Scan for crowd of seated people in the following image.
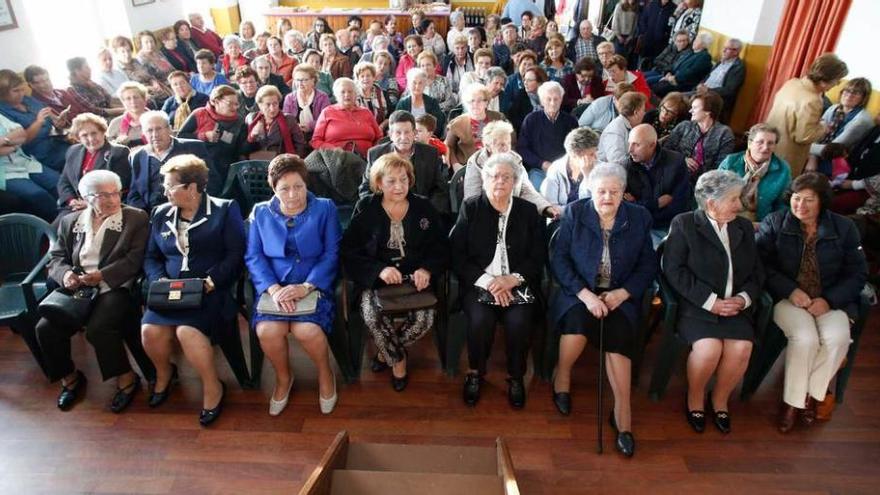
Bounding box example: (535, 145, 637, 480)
(1, 2, 877, 461)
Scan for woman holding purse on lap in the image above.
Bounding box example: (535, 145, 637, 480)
(140, 154, 245, 426)
(246, 154, 342, 416)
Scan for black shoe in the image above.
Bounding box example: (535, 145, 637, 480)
(57, 370, 86, 411)
(149, 364, 178, 408)
(463, 373, 481, 406)
(713, 410, 731, 434)
(371, 354, 390, 373)
(198, 381, 226, 427)
(685, 393, 706, 433)
(391, 373, 409, 392)
(609, 413, 635, 458)
(110, 377, 141, 413)
(507, 378, 525, 409)
(552, 387, 571, 416)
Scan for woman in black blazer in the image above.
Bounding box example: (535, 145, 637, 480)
(450, 152, 546, 409)
(57, 113, 130, 217)
(662, 170, 763, 435)
(341, 154, 449, 392)
(396, 68, 446, 138)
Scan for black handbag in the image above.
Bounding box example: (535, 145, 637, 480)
(373, 282, 438, 313)
(38, 286, 99, 328)
(147, 278, 205, 311)
(476, 285, 535, 306)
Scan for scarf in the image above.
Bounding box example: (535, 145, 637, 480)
(740, 151, 771, 220)
(297, 90, 316, 130)
(120, 112, 147, 144)
(247, 112, 295, 153)
(173, 91, 196, 130)
(470, 117, 488, 150)
(822, 106, 862, 144)
(205, 103, 240, 123)
(221, 54, 248, 77)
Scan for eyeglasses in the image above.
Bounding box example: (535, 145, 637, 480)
(487, 173, 515, 183)
(85, 191, 121, 200)
(162, 183, 188, 194)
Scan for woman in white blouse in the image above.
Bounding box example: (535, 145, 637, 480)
(35, 170, 154, 413)
(662, 170, 763, 435)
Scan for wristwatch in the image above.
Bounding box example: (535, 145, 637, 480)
(302, 282, 316, 293)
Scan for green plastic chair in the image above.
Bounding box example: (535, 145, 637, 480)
(220, 160, 273, 217)
(0, 213, 57, 377)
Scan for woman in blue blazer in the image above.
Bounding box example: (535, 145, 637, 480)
(246, 155, 342, 416)
(549, 163, 658, 458)
(141, 154, 246, 426)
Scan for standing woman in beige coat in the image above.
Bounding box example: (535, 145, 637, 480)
(765, 54, 848, 176)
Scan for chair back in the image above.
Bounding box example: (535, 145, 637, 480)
(449, 166, 467, 216)
(220, 160, 273, 216)
(0, 214, 56, 282)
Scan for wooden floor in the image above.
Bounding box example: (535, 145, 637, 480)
(1, 311, 878, 495)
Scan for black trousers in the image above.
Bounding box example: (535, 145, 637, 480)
(35, 289, 155, 383)
(462, 290, 536, 379)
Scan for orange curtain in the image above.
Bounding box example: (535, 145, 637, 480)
(747, 0, 852, 126)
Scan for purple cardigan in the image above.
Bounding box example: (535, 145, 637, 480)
(282, 90, 331, 134)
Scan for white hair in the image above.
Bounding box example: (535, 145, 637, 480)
(481, 152, 523, 192)
(694, 169, 744, 210)
(537, 81, 564, 100)
(460, 83, 490, 112)
(139, 110, 170, 129)
(587, 163, 627, 194)
(78, 170, 122, 198)
(696, 32, 713, 47)
(332, 77, 356, 100)
(406, 67, 428, 87)
(222, 34, 242, 50)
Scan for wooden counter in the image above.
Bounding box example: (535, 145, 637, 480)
(265, 6, 450, 37)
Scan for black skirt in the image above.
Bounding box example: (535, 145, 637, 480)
(678, 313, 754, 345)
(558, 303, 635, 359)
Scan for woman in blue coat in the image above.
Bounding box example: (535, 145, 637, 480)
(246, 154, 342, 416)
(549, 163, 658, 458)
(141, 154, 246, 426)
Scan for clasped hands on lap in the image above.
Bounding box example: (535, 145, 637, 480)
(577, 287, 630, 318)
(789, 288, 831, 317)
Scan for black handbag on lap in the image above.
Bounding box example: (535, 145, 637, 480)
(38, 286, 99, 328)
(373, 282, 438, 313)
(147, 278, 205, 311)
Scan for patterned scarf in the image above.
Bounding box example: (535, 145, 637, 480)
(740, 151, 771, 221)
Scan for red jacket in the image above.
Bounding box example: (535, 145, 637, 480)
(191, 26, 223, 56)
(310, 104, 383, 157)
(603, 70, 654, 109)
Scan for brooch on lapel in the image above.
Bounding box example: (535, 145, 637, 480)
(161, 230, 172, 239)
(419, 218, 430, 230)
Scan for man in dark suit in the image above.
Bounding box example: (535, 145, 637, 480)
(691, 39, 746, 123)
(127, 111, 210, 212)
(623, 123, 691, 247)
(358, 110, 449, 214)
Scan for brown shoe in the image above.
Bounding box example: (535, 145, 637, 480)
(816, 393, 835, 421)
(778, 404, 798, 433)
(800, 397, 817, 427)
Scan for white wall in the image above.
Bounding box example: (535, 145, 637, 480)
(123, 0, 189, 34)
(700, 0, 784, 45)
(835, 0, 880, 87)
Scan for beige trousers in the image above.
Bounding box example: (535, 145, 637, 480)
(773, 299, 851, 408)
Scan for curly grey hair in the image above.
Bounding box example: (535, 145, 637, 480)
(587, 163, 627, 193)
(78, 170, 122, 199)
(481, 152, 523, 192)
(564, 127, 599, 155)
(694, 169, 744, 210)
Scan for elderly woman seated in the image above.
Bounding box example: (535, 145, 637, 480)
(643, 92, 690, 143)
(218, 35, 250, 81)
(446, 83, 505, 170)
(663, 170, 764, 434)
(807, 77, 875, 175)
(757, 173, 867, 433)
(463, 120, 557, 218)
(517, 81, 579, 190)
(310, 78, 383, 157)
(395, 68, 446, 139)
(35, 170, 154, 412)
(141, 155, 246, 426)
(549, 163, 657, 458)
(136, 31, 175, 83)
(58, 113, 131, 217)
(319, 33, 353, 80)
(342, 154, 449, 392)
(66, 56, 125, 120)
(0, 69, 70, 172)
(354, 61, 390, 129)
(245, 86, 306, 158)
(161, 71, 209, 131)
(0, 111, 59, 221)
(160, 28, 196, 73)
(282, 64, 331, 145)
(417, 52, 456, 114)
(450, 153, 547, 409)
(179, 85, 250, 195)
(110, 35, 171, 108)
(107, 82, 150, 147)
(664, 91, 735, 180)
(246, 155, 341, 415)
(718, 123, 792, 223)
(541, 127, 599, 208)
(251, 55, 291, 98)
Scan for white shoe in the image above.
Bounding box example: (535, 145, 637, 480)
(268, 378, 294, 416)
(319, 373, 337, 414)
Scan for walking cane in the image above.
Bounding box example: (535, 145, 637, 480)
(597, 316, 605, 454)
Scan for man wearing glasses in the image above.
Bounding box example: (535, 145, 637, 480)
(127, 111, 209, 212)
